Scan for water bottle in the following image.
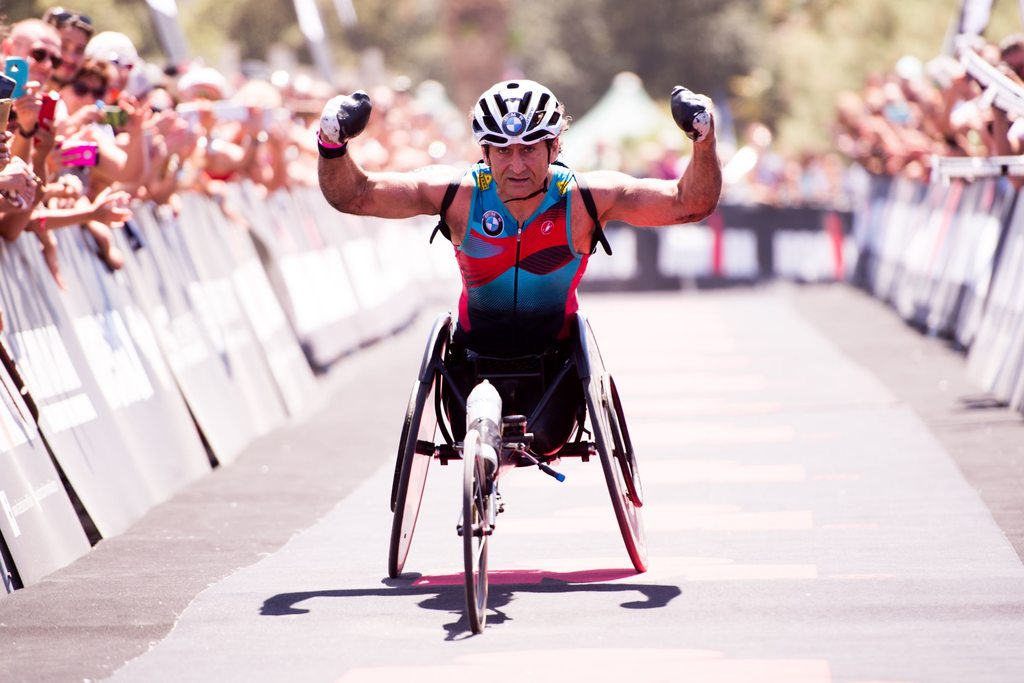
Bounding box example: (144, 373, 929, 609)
(467, 380, 502, 474)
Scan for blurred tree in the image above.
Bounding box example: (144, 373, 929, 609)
(444, 0, 508, 112)
(184, 0, 305, 68)
(509, 0, 761, 127)
(3, 0, 155, 56)
(4, 0, 1024, 154)
(761, 0, 1024, 152)
(334, 0, 447, 83)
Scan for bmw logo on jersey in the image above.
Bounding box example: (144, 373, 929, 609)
(482, 210, 504, 236)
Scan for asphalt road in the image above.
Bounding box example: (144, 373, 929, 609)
(2, 284, 1023, 682)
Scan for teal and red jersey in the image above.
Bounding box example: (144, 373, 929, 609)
(454, 162, 588, 355)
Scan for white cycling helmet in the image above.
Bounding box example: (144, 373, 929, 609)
(472, 80, 565, 147)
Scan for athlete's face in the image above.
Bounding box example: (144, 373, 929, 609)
(487, 141, 556, 200)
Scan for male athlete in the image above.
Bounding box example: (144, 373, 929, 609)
(318, 79, 721, 454)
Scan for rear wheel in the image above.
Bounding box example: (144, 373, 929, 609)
(462, 429, 490, 634)
(587, 374, 647, 573)
(608, 376, 643, 507)
(388, 379, 435, 578)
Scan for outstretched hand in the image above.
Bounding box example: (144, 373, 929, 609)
(670, 86, 713, 143)
(319, 91, 372, 145)
(90, 186, 133, 226)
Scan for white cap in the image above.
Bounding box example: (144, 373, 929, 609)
(895, 55, 924, 82)
(125, 62, 166, 98)
(85, 31, 139, 66)
(177, 66, 232, 100)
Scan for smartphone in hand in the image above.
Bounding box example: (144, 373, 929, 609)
(60, 142, 99, 167)
(212, 101, 249, 122)
(0, 100, 12, 128)
(101, 105, 127, 128)
(3, 58, 28, 98)
(0, 73, 17, 99)
(38, 92, 60, 131)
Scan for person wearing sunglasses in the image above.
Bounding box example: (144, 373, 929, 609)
(42, 7, 94, 89)
(56, 57, 144, 188)
(84, 31, 138, 103)
(2, 20, 63, 141)
(59, 57, 112, 122)
(0, 20, 62, 201)
(1, 19, 64, 92)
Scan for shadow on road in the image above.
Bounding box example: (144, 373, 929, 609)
(260, 568, 681, 640)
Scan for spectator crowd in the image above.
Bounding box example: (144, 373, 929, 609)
(833, 32, 1024, 188)
(0, 7, 471, 320)
(11, 4, 1011, 313)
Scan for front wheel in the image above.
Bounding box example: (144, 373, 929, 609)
(462, 429, 490, 634)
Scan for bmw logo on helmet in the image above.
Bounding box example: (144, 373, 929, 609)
(501, 111, 527, 136)
(482, 210, 505, 236)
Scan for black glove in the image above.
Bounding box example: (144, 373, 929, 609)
(670, 86, 712, 143)
(319, 91, 373, 145)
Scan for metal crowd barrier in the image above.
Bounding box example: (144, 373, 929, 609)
(0, 181, 856, 593)
(0, 184, 456, 595)
(585, 204, 854, 292)
(851, 162, 1024, 417)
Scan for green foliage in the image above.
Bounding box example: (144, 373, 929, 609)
(3, 0, 176, 61)
(184, 0, 305, 66)
(509, 0, 760, 123)
(5, 0, 1024, 155)
(763, 0, 1024, 151)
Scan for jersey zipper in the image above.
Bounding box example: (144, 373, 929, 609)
(513, 222, 522, 325)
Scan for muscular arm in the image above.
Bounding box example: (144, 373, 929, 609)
(585, 133, 722, 228)
(318, 152, 462, 219)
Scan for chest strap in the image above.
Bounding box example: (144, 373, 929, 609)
(430, 169, 612, 256)
(573, 173, 612, 255)
(429, 177, 462, 244)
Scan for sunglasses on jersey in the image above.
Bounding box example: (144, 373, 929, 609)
(70, 81, 106, 99)
(29, 48, 64, 70)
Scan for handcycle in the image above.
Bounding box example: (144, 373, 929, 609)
(388, 312, 646, 634)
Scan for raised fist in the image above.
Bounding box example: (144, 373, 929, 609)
(319, 91, 372, 145)
(670, 86, 712, 143)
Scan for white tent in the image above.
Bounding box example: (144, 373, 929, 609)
(560, 72, 680, 172)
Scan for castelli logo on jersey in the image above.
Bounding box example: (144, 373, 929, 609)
(540, 220, 554, 235)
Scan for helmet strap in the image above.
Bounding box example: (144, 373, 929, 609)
(503, 180, 547, 203)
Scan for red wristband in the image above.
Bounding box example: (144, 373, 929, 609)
(317, 131, 346, 149)
(317, 132, 348, 159)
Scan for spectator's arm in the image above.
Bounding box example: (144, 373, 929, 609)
(0, 159, 41, 241)
(31, 187, 132, 230)
(30, 225, 67, 291)
(10, 83, 42, 163)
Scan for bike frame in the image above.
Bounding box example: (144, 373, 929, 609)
(390, 311, 646, 635)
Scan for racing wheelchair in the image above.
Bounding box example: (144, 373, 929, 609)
(388, 312, 646, 633)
